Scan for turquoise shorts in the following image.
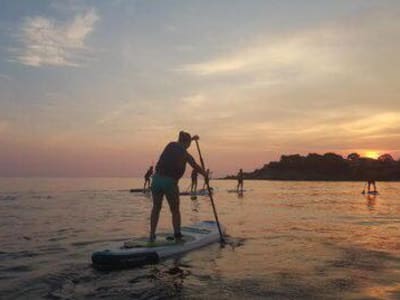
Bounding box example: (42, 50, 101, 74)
(151, 174, 178, 195)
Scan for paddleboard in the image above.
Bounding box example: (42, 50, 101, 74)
(179, 188, 212, 196)
(362, 191, 379, 195)
(91, 220, 222, 270)
(130, 188, 150, 193)
(227, 189, 247, 193)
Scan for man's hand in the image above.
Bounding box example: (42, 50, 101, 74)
(191, 135, 200, 141)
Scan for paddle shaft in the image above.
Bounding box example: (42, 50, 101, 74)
(362, 183, 367, 193)
(194, 140, 225, 243)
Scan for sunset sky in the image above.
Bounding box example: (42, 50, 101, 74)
(0, 0, 399, 177)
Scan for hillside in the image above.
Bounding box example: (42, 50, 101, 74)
(225, 153, 400, 181)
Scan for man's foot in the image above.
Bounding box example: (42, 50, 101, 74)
(149, 234, 156, 242)
(174, 232, 184, 241)
(166, 233, 184, 242)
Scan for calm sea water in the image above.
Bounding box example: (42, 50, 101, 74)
(1, 178, 400, 299)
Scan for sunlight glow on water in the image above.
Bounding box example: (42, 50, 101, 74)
(1, 178, 400, 299)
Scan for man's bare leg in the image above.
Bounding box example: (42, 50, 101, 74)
(150, 191, 163, 241)
(166, 186, 181, 238)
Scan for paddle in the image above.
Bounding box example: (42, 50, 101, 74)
(362, 183, 367, 194)
(194, 139, 225, 243)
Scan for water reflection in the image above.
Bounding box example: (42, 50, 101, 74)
(366, 194, 377, 210)
(189, 198, 200, 224)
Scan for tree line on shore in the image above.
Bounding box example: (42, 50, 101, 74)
(225, 152, 400, 181)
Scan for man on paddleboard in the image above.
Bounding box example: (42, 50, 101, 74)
(367, 179, 377, 193)
(143, 166, 153, 192)
(150, 131, 208, 242)
(237, 168, 244, 193)
(191, 168, 198, 194)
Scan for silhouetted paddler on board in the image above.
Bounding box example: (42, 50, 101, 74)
(143, 166, 153, 192)
(237, 168, 244, 193)
(150, 131, 208, 242)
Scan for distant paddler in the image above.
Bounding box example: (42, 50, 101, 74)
(237, 168, 244, 193)
(191, 168, 198, 194)
(202, 168, 211, 190)
(362, 179, 378, 195)
(150, 131, 208, 242)
(143, 166, 153, 192)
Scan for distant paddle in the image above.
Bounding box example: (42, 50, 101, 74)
(361, 183, 367, 194)
(194, 138, 225, 244)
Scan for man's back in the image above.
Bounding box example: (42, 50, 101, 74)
(155, 142, 187, 180)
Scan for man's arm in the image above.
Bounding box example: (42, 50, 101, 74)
(186, 153, 207, 178)
(187, 135, 209, 183)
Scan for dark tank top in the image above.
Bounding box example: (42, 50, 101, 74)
(155, 142, 187, 180)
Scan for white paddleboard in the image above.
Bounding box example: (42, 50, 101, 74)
(91, 220, 223, 269)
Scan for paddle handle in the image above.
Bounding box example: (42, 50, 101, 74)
(194, 139, 225, 243)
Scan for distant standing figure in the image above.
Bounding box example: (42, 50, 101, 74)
(202, 169, 211, 190)
(367, 179, 377, 193)
(237, 168, 244, 193)
(191, 168, 198, 193)
(143, 166, 153, 192)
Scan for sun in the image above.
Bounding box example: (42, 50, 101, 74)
(365, 151, 380, 159)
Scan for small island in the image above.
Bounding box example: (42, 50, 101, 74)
(225, 152, 400, 181)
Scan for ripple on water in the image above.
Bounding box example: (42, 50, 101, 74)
(37, 246, 68, 255)
(1, 265, 33, 273)
(0, 195, 18, 201)
(0, 250, 39, 260)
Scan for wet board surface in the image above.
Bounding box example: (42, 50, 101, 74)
(91, 220, 222, 270)
(123, 233, 196, 248)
